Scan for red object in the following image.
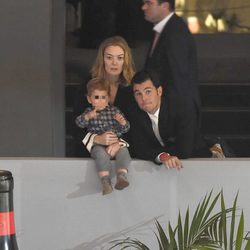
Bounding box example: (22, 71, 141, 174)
(0, 212, 16, 236)
(159, 152, 170, 162)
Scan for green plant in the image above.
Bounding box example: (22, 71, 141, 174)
(109, 190, 250, 250)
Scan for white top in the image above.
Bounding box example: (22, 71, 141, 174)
(147, 108, 164, 146)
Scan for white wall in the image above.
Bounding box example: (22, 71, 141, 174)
(1, 158, 250, 250)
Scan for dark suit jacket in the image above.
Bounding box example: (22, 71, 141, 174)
(127, 94, 211, 163)
(145, 13, 201, 117)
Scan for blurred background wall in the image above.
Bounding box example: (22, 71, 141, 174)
(0, 1, 249, 157)
(0, 0, 65, 156)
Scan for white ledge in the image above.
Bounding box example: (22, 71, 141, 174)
(1, 158, 250, 250)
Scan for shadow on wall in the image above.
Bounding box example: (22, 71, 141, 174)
(64, 216, 162, 250)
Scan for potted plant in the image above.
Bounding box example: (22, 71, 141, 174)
(109, 190, 250, 249)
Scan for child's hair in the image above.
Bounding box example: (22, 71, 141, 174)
(86, 78, 110, 96)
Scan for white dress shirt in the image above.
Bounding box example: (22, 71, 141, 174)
(147, 109, 164, 146)
(153, 12, 174, 34)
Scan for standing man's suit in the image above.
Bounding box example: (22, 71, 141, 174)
(145, 13, 201, 116)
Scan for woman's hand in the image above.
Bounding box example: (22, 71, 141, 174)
(94, 131, 118, 146)
(106, 142, 120, 157)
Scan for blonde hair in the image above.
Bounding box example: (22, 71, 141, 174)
(86, 78, 110, 96)
(91, 36, 135, 86)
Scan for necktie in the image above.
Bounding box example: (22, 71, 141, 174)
(150, 31, 160, 56)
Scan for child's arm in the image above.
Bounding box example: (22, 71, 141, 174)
(114, 112, 127, 126)
(113, 112, 130, 134)
(84, 108, 98, 121)
(75, 108, 97, 128)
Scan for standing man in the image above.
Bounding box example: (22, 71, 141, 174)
(141, 0, 227, 158)
(142, 0, 201, 117)
(127, 70, 213, 169)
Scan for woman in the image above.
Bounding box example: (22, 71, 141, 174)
(73, 36, 136, 157)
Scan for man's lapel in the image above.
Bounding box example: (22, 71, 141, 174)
(158, 98, 169, 139)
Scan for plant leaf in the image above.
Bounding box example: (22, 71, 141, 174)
(188, 192, 211, 245)
(183, 207, 189, 248)
(235, 211, 244, 250)
(220, 190, 227, 249)
(229, 191, 238, 250)
(109, 237, 150, 250)
(189, 191, 222, 246)
(155, 219, 170, 249)
(154, 232, 164, 250)
(168, 222, 177, 249)
(177, 211, 184, 250)
(200, 190, 219, 226)
(188, 198, 201, 244)
(244, 238, 250, 250)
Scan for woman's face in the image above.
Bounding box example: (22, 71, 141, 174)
(103, 45, 125, 77)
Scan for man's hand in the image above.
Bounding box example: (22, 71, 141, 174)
(114, 113, 127, 126)
(94, 131, 118, 146)
(106, 142, 120, 157)
(162, 156, 183, 170)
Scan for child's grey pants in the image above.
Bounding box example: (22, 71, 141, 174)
(91, 145, 131, 173)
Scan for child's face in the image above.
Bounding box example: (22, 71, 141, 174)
(87, 89, 109, 111)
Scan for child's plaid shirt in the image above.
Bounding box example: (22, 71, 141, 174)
(75, 105, 130, 137)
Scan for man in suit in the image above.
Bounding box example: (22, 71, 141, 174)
(141, 0, 228, 159)
(142, 0, 201, 118)
(127, 70, 212, 169)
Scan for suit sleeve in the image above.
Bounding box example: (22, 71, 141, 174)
(163, 19, 198, 100)
(167, 30, 195, 96)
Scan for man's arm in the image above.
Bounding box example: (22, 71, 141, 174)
(128, 111, 172, 163)
(129, 119, 182, 169)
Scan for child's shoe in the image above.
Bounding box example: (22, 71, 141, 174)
(101, 176, 113, 195)
(115, 172, 129, 190)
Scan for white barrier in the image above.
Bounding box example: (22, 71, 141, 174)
(0, 158, 250, 250)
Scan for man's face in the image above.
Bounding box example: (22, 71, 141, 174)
(133, 79, 162, 114)
(87, 89, 109, 111)
(104, 46, 124, 77)
(141, 0, 167, 24)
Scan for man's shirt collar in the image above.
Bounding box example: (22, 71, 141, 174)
(147, 108, 160, 120)
(153, 12, 174, 33)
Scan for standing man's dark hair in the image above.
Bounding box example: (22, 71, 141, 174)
(158, 0, 175, 11)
